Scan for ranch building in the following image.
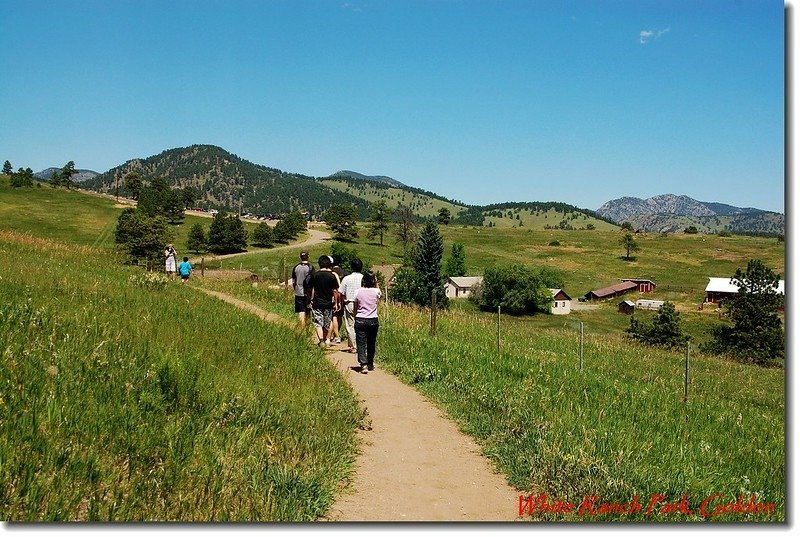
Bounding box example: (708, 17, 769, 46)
(549, 289, 572, 315)
(445, 276, 483, 299)
(618, 300, 636, 315)
(584, 280, 638, 301)
(621, 278, 656, 293)
(704, 277, 785, 304)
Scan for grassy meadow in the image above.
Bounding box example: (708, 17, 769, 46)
(202, 280, 785, 521)
(1, 175, 786, 521)
(0, 177, 264, 254)
(0, 182, 362, 520)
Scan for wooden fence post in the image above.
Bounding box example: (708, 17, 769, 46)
(430, 290, 437, 337)
(580, 322, 584, 371)
(201, 257, 205, 277)
(497, 305, 501, 352)
(684, 342, 690, 403)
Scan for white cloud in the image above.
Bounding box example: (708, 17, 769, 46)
(640, 27, 670, 44)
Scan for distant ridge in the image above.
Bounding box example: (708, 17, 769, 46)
(34, 167, 99, 183)
(597, 194, 783, 235)
(328, 170, 407, 188)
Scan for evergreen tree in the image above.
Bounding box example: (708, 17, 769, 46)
(60, 161, 77, 189)
(186, 223, 207, 253)
(443, 243, 467, 277)
(114, 208, 173, 262)
(2, 160, 12, 175)
(208, 213, 248, 254)
(251, 222, 274, 247)
(437, 207, 451, 225)
(324, 204, 359, 241)
(124, 172, 143, 200)
(705, 259, 784, 365)
(48, 170, 62, 187)
(413, 219, 448, 309)
(626, 302, 689, 348)
(367, 200, 391, 246)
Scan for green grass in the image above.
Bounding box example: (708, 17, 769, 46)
(0, 177, 282, 256)
(0, 230, 361, 520)
(189, 279, 785, 521)
(377, 305, 784, 521)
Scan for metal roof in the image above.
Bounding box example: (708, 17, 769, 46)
(705, 277, 784, 295)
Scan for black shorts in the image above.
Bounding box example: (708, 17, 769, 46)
(294, 295, 308, 313)
(181, 274, 190, 280)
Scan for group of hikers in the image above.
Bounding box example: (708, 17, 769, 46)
(292, 252, 381, 374)
(163, 244, 380, 373)
(164, 244, 193, 283)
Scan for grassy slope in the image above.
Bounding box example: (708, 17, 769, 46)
(483, 207, 618, 231)
(320, 178, 466, 218)
(0, 184, 361, 520)
(0, 178, 268, 253)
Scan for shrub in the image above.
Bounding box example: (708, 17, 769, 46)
(625, 302, 689, 348)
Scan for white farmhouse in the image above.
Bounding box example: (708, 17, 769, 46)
(550, 289, 572, 315)
(445, 276, 483, 299)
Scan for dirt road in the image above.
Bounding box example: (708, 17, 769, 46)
(196, 288, 522, 522)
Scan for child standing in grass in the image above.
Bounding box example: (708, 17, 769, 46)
(353, 271, 381, 374)
(178, 256, 193, 284)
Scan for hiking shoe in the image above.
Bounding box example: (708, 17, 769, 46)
(367, 365, 374, 371)
(360, 366, 368, 374)
(332, 337, 341, 344)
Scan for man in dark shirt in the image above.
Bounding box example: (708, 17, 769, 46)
(310, 255, 341, 347)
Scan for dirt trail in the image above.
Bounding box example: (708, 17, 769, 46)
(189, 227, 330, 266)
(196, 288, 522, 522)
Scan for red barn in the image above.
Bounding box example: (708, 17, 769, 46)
(621, 278, 656, 293)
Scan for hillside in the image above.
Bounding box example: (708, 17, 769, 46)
(328, 170, 407, 188)
(597, 194, 783, 235)
(84, 145, 371, 217)
(319, 176, 468, 218)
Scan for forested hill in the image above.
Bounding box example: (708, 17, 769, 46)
(84, 145, 371, 217)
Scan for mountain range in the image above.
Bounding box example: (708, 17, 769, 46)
(73, 144, 782, 235)
(34, 167, 99, 183)
(596, 194, 783, 235)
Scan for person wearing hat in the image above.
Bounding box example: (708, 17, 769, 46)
(164, 244, 177, 280)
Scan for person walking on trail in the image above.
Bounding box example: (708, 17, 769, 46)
(291, 251, 314, 326)
(165, 244, 177, 280)
(353, 271, 381, 374)
(338, 258, 363, 353)
(309, 255, 341, 347)
(178, 256, 193, 284)
(329, 257, 345, 344)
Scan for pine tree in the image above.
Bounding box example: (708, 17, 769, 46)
(444, 243, 467, 277)
(251, 222, 274, 247)
(187, 223, 207, 253)
(706, 259, 784, 365)
(413, 219, 448, 308)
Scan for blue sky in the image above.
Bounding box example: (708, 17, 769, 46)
(0, 0, 785, 212)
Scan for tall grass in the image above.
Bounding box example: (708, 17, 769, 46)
(375, 305, 784, 521)
(0, 230, 361, 520)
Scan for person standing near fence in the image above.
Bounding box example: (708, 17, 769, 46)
(338, 258, 363, 353)
(291, 251, 314, 326)
(353, 271, 381, 374)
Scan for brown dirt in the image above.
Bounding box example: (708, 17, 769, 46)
(196, 288, 523, 522)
